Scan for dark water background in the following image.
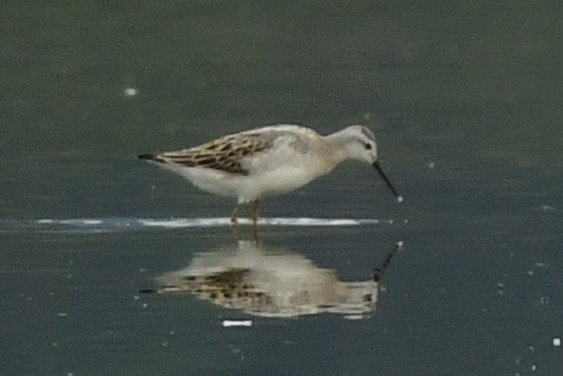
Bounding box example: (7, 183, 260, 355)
(1, 2, 562, 375)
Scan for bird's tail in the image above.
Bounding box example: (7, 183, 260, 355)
(138, 154, 166, 163)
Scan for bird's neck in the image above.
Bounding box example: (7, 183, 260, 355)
(323, 131, 352, 166)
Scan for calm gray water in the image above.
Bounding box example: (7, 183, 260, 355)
(2, 2, 562, 375)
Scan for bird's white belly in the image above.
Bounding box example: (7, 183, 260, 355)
(167, 164, 329, 204)
(234, 166, 323, 203)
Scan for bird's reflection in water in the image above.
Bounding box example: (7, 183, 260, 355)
(144, 240, 402, 319)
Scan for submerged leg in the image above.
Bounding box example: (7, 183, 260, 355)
(251, 199, 261, 224)
(230, 204, 240, 224)
(231, 221, 241, 240)
(252, 223, 261, 244)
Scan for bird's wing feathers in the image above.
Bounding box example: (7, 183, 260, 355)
(157, 128, 312, 175)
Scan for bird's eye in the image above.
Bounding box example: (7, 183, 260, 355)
(364, 143, 372, 150)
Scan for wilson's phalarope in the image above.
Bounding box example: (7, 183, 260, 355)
(139, 124, 403, 223)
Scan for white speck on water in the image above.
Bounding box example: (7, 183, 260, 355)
(227, 344, 242, 353)
(124, 87, 138, 97)
(553, 337, 561, 347)
(540, 205, 556, 211)
(539, 296, 549, 304)
(133, 295, 140, 301)
(139, 268, 147, 273)
(169, 330, 175, 336)
(67, 372, 74, 376)
(343, 315, 366, 320)
(397, 240, 404, 248)
(142, 303, 148, 308)
(52, 342, 58, 347)
(427, 162, 435, 168)
(531, 364, 537, 372)
(222, 320, 252, 328)
(162, 342, 168, 348)
(527, 270, 534, 276)
(397, 195, 404, 203)
(57, 312, 68, 318)
(66, 273, 72, 279)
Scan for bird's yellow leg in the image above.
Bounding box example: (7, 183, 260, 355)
(252, 199, 261, 224)
(230, 204, 240, 224)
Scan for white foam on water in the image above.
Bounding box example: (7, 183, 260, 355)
(139, 218, 230, 228)
(37, 218, 103, 225)
(1, 217, 393, 234)
(138, 217, 384, 228)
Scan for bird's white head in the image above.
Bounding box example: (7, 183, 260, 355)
(340, 125, 379, 164)
(328, 125, 403, 203)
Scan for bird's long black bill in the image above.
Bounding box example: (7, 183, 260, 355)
(373, 161, 403, 203)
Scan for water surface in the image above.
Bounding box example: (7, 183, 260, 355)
(1, 2, 562, 375)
